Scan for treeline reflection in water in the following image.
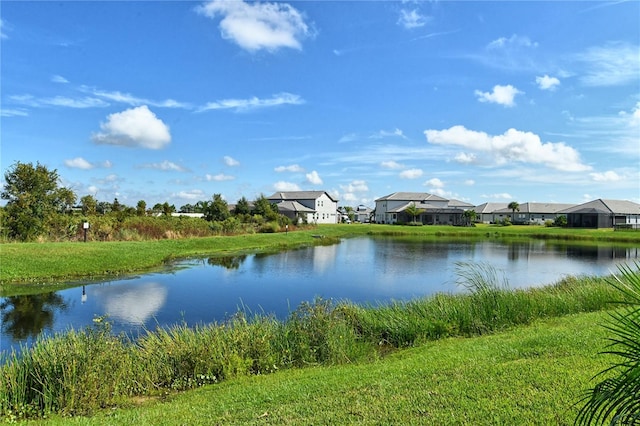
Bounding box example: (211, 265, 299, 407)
(2, 238, 638, 355)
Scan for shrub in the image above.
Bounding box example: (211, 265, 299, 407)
(576, 262, 640, 425)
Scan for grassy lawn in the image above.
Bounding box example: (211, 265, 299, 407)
(33, 310, 612, 425)
(2, 224, 638, 286)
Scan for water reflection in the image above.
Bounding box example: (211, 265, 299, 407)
(1, 238, 639, 355)
(92, 282, 168, 325)
(0, 293, 68, 340)
(207, 255, 247, 270)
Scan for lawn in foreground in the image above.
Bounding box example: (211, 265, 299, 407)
(36, 311, 612, 425)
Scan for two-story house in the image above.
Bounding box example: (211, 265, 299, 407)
(267, 191, 339, 224)
(374, 192, 471, 225)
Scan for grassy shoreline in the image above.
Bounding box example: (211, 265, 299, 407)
(2, 224, 639, 286)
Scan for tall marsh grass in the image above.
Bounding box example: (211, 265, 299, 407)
(1, 265, 637, 421)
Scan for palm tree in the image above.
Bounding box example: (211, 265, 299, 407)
(404, 202, 422, 224)
(576, 262, 640, 425)
(508, 201, 520, 223)
(463, 209, 477, 226)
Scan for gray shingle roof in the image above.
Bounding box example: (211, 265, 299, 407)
(473, 202, 509, 213)
(560, 199, 640, 214)
(493, 202, 576, 214)
(273, 200, 315, 213)
(375, 192, 448, 202)
(267, 191, 338, 203)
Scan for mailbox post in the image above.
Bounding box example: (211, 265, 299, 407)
(83, 222, 90, 242)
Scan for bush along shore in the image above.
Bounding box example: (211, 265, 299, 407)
(2, 262, 639, 422)
(3, 224, 640, 286)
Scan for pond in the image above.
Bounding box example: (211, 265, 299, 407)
(2, 237, 638, 356)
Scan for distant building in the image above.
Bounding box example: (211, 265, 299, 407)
(560, 199, 640, 229)
(267, 191, 339, 224)
(374, 192, 471, 225)
(492, 202, 575, 225)
(473, 202, 509, 224)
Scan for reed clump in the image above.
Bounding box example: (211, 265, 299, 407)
(1, 265, 636, 421)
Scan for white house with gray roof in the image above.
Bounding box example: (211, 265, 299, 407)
(267, 191, 339, 224)
(374, 192, 471, 225)
(472, 202, 509, 224)
(492, 202, 576, 225)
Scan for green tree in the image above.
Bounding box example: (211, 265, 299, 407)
(508, 201, 520, 223)
(162, 202, 175, 216)
(1, 161, 76, 241)
(136, 200, 147, 216)
(80, 195, 97, 215)
(404, 202, 423, 224)
(203, 194, 230, 222)
(111, 198, 122, 213)
(463, 209, 477, 226)
(252, 194, 277, 219)
(234, 196, 251, 216)
(151, 203, 164, 216)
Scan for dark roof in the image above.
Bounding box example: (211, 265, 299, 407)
(267, 191, 338, 203)
(559, 199, 640, 215)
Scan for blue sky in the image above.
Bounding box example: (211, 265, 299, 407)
(1, 0, 639, 209)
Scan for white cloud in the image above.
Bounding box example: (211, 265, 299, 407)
(590, 170, 621, 182)
(338, 133, 357, 143)
(424, 125, 590, 172)
(370, 128, 406, 139)
(0, 19, 9, 39)
(224, 155, 240, 166)
(140, 160, 187, 172)
(197, 92, 304, 112)
(341, 192, 358, 202)
(381, 160, 405, 169)
(475, 84, 522, 107)
(89, 89, 190, 109)
(454, 152, 476, 164)
(65, 157, 94, 170)
(275, 164, 304, 172)
(11, 94, 108, 109)
(425, 178, 444, 188)
(51, 75, 69, 84)
(398, 9, 427, 29)
(399, 168, 423, 179)
(206, 173, 235, 181)
(196, 0, 313, 52)
(92, 105, 171, 149)
(273, 181, 301, 191)
(487, 34, 538, 50)
(340, 180, 368, 193)
(464, 179, 475, 186)
(174, 189, 206, 201)
(577, 42, 640, 87)
(482, 193, 513, 200)
(535, 75, 560, 91)
(0, 108, 28, 117)
(306, 170, 323, 185)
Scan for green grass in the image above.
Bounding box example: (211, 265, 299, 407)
(2, 267, 630, 422)
(20, 311, 614, 425)
(2, 224, 638, 286)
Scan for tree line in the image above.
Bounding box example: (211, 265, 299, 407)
(1, 161, 293, 242)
